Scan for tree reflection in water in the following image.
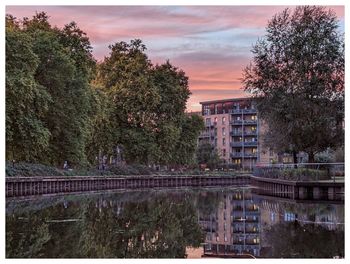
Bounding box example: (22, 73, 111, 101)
(6, 191, 204, 258)
(263, 221, 344, 258)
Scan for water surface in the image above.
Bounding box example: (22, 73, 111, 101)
(6, 187, 344, 258)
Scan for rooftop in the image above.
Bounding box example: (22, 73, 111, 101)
(200, 97, 254, 105)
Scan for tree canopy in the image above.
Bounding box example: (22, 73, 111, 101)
(242, 6, 344, 162)
(6, 12, 203, 168)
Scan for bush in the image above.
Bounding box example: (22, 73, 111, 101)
(6, 162, 65, 177)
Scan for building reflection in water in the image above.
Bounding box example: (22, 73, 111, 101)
(199, 188, 261, 257)
(198, 188, 344, 258)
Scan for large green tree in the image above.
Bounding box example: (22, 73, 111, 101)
(242, 6, 344, 162)
(93, 40, 203, 166)
(6, 12, 96, 166)
(6, 16, 51, 162)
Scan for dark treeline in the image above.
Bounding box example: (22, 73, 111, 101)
(6, 12, 204, 168)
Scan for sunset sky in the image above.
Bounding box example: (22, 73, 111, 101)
(6, 5, 345, 111)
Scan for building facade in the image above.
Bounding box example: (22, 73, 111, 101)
(198, 97, 277, 169)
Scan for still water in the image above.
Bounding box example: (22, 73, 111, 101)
(6, 187, 344, 258)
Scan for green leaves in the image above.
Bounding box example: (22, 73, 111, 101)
(92, 40, 203, 166)
(243, 6, 344, 160)
(6, 12, 96, 166)
(6, 12, 202, 168)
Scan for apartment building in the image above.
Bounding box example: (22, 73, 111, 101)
(198, 97, 277, 169)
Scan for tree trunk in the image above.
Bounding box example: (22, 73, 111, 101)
(293, 151, 298, 168)
(308, 152, 315, 163)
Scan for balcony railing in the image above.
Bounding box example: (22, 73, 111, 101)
(231, 120, 257, 125)
(229, 109, 257, 114)
(230, 141, 257, 147)
(231, 142, 243, 147)
(230, 131, 257, 137)
(244, 141, 258, 146)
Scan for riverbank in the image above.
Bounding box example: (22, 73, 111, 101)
(6, 162, 239, 177)
(6, 174, 251, 198)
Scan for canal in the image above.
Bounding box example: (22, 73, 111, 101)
(6, 187, 344, 258)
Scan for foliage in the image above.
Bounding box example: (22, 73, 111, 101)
(6, 12, 96, 167)
(6, 20, 51, 162)
(92, 39, 202, 166)
(254, 167, 330, 181)
(264, 222, 344, 258)
(196, 143, 221, 169)
(242, 6, 344, 162)
(7, 12, 203, 169)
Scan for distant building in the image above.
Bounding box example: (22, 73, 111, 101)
(198, 97, 278, 169)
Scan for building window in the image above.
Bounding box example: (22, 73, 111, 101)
(206, 118, 211, 126)
(214, 117, 217, 124)
(252, 115, 257, 120)
(222, 149, 226, 157)
(204, 105, 210, 115)
(224, 234, 228, 242)
(215, 104, 218, 114)
(222, 138, 226, 146)
(222, 127, 225, 136)
(252, 148, 257, 154)
(222, 117, 226, 124)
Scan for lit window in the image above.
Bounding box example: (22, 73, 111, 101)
(222, 117, 226, 124)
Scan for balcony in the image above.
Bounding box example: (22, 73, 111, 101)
(244, 153, 258, 158)
(244, 141, 258, 147)
(229, 109, 257, 114)
(244, 131, 257, 136)
(230, 141, 257, 148)
(231, 142, 243, 147)
(230, 153, 243, 159)
(230, 131, 257, 137)
(231, 120, 257, 125)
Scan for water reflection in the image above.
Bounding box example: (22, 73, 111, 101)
(6, 188, 344, 258)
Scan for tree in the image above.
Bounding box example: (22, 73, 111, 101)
(171, 114, 204, 166)
(94, 39, 160, 164)
(196, 143, 221, 169)
(6, 20, 51, 162)
(242, 6, 344, 163)
(94, 40, 201, 166)
(20, 12, 96, 166)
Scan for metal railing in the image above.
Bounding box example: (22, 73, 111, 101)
(231, 120, 258, 125)
(229, 109, 257, 114)
(230, 131, 257, 136)
(253, 163, 344, 182)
